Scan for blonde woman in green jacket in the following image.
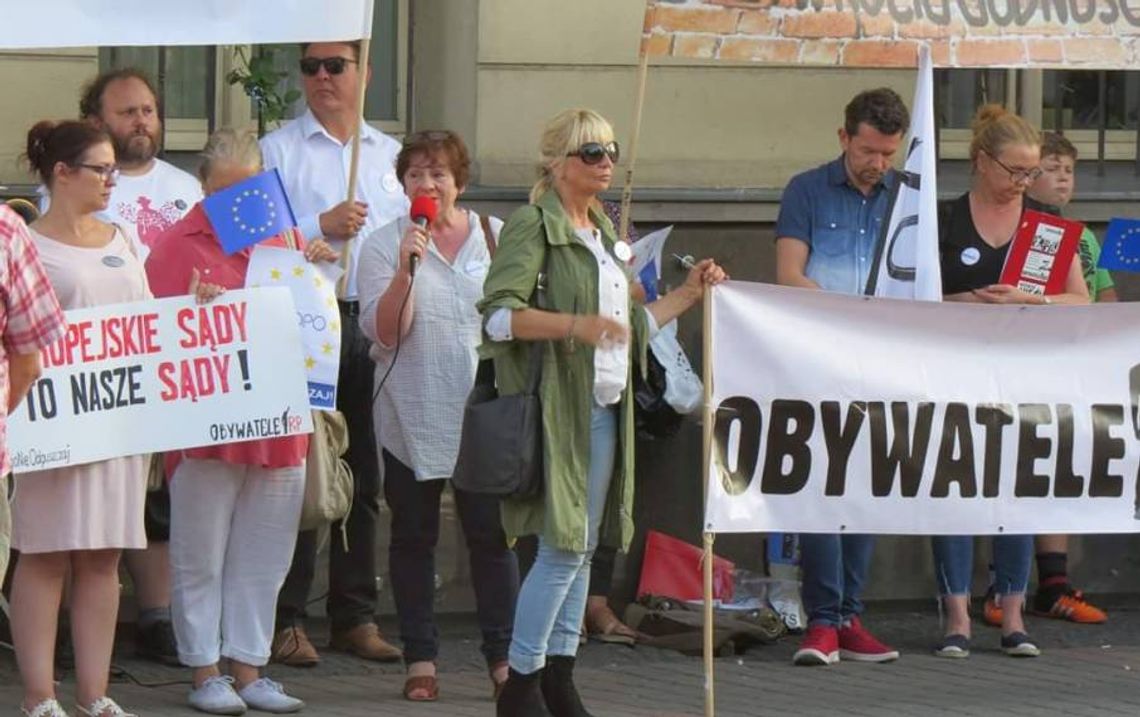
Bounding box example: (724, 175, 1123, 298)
(480, 108, 725, 717)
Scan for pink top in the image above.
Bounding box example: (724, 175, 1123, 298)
(0, 207, 67, 475)
(146, 204, 309, 469)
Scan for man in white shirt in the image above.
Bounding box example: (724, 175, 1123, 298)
(262, 40, 408, 666)
(79, 69, 203, 259)
(76, 68, 201, 666)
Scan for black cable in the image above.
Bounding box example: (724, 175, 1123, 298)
(372, 271, 415, 404)
(274, 274, 415, 650)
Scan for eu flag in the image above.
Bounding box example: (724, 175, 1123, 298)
(202, 169, 297, 255)
(1098, 217, 1140, 272)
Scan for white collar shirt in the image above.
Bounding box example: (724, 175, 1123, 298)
(260, 109, 410, 300)
(574, 227, 629, 406)
(357, 212, 495, 480)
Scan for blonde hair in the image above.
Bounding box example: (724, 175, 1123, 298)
(529, 108, 616, 204)
(198, 128, 262, 183)
(969, 104, 1039, 167)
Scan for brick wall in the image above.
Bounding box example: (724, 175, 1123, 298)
(643, 0, 1140, 67)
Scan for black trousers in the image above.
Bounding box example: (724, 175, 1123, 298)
(276, 302, 382, 632)
(383, 450, 518, 665)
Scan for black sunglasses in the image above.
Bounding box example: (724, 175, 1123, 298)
(299, 56, 357, 76)
(568, 141, 619, 165)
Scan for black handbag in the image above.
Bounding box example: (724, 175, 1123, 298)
(451, 246, 550, 499)
(633, 348, 683, 440)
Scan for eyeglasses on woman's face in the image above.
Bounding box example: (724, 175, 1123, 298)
(567, 141, 619, 166)
(984, 150, 1043, 185)
(73, 163, 120, 183)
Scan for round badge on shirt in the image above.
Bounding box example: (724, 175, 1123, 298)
(613, 241, 633, 263)
(102, 255, 126, 268)
(960, 247, 981, 266)
(382, 173, 400, 193)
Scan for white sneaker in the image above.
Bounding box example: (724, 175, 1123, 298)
(189, 676, 247, 715)
(21, 698, 69, 717)
(238, 678, 304, 714)
(77, 697, 137, 716)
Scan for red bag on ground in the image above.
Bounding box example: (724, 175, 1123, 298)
(636, 529, 734, 602)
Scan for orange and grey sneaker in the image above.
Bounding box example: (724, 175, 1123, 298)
(1033, 588, 1107, 624)
(982, 592, 1003, 627)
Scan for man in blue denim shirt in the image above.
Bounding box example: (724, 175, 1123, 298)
(774, 88, 909, 667)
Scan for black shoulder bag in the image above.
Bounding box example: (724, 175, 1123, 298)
(451, 236, 549, 499)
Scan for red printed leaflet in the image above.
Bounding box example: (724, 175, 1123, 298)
(999, 209, 1083, 296)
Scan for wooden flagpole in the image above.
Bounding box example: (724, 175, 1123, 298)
(701, 289, 716, 717)
(338, 35, 372, 297)
(617, 1, 657, 244)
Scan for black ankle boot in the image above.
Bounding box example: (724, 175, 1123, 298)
(497, 667, 552, 717)
(540, 655, 595, 717)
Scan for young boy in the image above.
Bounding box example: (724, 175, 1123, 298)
(982, 132, 1111, 627)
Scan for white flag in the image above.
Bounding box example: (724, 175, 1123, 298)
(2, 1, 374, 48)
(866, 44, 942, 301)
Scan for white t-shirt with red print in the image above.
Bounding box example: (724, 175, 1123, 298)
(100, 159, 202, 259)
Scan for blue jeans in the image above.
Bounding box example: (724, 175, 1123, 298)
(931, 535, 1033, 596)
(800, 534, 876, 627)
(508, 404, 617, 675)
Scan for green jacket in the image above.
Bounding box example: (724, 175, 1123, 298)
(477, 189, 648, 553)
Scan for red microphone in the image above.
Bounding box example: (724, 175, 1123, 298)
(408, 196, 439, 277)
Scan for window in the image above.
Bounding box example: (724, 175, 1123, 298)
(935, 69, 1012, 160)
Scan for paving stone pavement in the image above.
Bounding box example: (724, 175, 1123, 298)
(5, 604, 1140, 716)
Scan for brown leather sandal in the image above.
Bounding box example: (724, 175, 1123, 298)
(585, 603, 638, 645)
(403, 674, 439, 702)
(489, 660, 509, 701)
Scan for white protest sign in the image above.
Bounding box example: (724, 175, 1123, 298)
(245, 247, 343, 409)
(8, 288, 313, 473)
(2, 1, 374, 48)
(706, 281, 1140, 536)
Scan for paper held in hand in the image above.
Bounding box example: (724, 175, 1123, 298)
(999, 210, 1083, 295)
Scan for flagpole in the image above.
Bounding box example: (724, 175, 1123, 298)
(338, 36, 372, 298)
(701, 288, 716, 717)
(618, 1, 657, 243)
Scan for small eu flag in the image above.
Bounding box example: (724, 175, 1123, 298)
(202, 169, 297, 255)
(1098, 217, 1140, 272)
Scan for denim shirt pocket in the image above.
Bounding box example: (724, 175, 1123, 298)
(811, 215, 856, 258)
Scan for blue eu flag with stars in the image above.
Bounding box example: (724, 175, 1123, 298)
(202, 169, 297, 255)
(1098, 218, 1140, 272)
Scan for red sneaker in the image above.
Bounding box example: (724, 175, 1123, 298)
(792, 624, 839, 666)
(838, 617, 899, 662)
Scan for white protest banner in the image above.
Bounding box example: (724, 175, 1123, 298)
(246, 247, 343, 409)
(706, 281, 1140, 536)
(9, 288, 313, 473)
(2, 1, 374, 48)
(866, 44, 942, 302)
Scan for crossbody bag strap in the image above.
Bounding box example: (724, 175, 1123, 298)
(479, 213, 496, 258)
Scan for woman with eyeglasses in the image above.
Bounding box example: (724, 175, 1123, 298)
(931, 104, 1088, 662)
(355, 129, 519, 704)
(481, 108, 726, 717)
(11, 120, 148, 717)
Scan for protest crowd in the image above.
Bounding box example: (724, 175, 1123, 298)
(0, 25, 1132, 717)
